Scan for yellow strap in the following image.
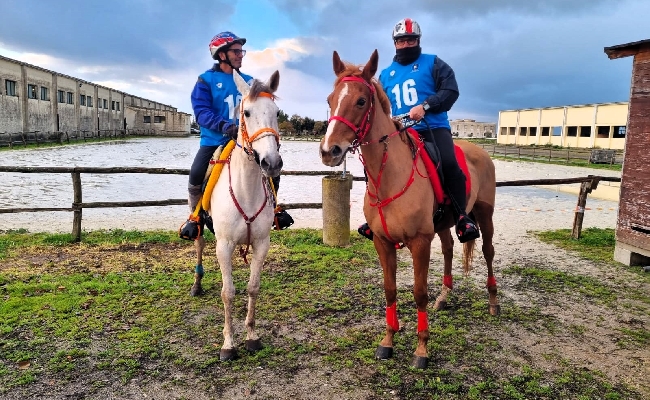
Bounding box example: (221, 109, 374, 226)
(201, 140, 237, 212)
(269, 177, 279, 211)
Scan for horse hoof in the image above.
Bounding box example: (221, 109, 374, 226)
(488, 304, 501, 316)
(434, 300, 447, 311)
(411, 355, 428, 369)
(220, 348, 238, 361)
(190, 284, 203, 297)
(245, 339, 262, 352)
(375, 345, 393, 360)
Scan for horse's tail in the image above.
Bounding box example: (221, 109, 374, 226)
(462, 239, 475, 276)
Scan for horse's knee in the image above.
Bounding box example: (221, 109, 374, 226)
(221, 286, 235, 302)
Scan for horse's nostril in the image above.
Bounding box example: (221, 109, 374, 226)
(331, 146, 342, 157)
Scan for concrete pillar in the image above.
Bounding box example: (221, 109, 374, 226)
(322, 174, 353, 246)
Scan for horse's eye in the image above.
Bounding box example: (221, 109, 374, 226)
(244, 110, 251, 118)
(356, 98, 366, 107)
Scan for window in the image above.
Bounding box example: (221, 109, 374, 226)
(597, 126, 610, 138)
(579, 126, 591, 137)
(541, 127, 550, 136)
(27, 84, 37, 99)
(111, 100, 115, 110)
(80, 94, 86, 106)
(116, 102, 120, 111)
(519, 127, 528, 136)
(87, 96, 93, 107)
(552, 126, 562, 136)
(613, 126, 626, 138)
(566, 126, 577, 137)
(67, 92, 73, 104)
(40, 86, 49, 101)
(103, 99, 107, 109)
(529, 127, 537, 136)
(508, 127, 516, 136)
(58, 90, 65, 103)
(500, 127, 508, 136)
(5, 80, 16, 96)
(154, 116, 166, 123)
(143, 116, 151, 123)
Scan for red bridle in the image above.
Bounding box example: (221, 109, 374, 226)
(327, 76, 376, 151)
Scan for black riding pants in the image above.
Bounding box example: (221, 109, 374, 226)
(188, 145, 281, 192)
(417, 127, 467, 214)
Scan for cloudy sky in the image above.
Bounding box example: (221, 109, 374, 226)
(1, 0, 647, 122)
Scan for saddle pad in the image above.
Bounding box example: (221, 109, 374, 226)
(201, 140, 236, 212)
(407, 128, 471, 204)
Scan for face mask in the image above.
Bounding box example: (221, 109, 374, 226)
(394, 45, 422, 65)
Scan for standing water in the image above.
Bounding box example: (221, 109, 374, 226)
(0, 136, 619, 234)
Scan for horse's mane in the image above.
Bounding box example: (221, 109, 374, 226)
(334, 63, 391, 116)
(249, 79, 278, 101)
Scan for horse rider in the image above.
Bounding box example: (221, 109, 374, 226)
(358, 18, 480, 244)
(180, 31, 285, 239)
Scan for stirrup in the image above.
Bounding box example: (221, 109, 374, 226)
(358, 223, 373, 241)
(456, 215, 480, 243)
(179, 214, 202, 241)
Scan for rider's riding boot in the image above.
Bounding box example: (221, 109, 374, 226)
(358, 222, 374, 241)
(179, 184, 204, 241)
(270, 175, 295, 230)
(447, 176, 480, 243)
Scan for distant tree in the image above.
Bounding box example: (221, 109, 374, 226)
(484, 131, 493, 138)
(278, 109, 289, 124)
(279, 121, 294, 134)
(302, 117, 315, 133)
(289, 114, 304, 134)
(313, 121, 327, 136)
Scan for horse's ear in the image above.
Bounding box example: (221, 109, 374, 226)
(362, 49, 379, 81)
(233, 70, 251, 97)
(266, 70, 280, 93)
(333, 51, 345, 76)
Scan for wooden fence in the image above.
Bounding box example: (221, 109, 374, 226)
(0, 129, 189, 148)
(475, 144, 623, 165)
(0, 166, 621, 241)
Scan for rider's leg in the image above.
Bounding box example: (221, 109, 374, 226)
(358, 169, 373, 240)
(428, 128, 480, 243)
(180, 146, 217, 240)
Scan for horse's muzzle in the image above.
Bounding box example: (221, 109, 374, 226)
(320, 145, 347, 167)
(260, 156, 283, 177)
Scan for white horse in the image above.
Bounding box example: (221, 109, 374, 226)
(192, 69, 282, 361)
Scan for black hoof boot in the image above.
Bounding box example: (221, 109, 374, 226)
(375, 345, 393, 360)
(456, 214, 480, 243)
(412, 355, 428, 369)
(358, 223, 374, 241)
(245, 339, 263, 352)
(190, 283, 203, 297)
(220, 348, 238, 361)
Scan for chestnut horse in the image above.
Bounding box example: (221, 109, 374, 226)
(319, 50, 498, 369)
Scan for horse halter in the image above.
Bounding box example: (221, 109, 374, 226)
(328, 76, 376, 151)
(239, 92, 280, 160)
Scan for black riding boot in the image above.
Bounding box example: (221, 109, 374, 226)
(446, 175, 480, 243)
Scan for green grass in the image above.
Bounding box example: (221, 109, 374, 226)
(534, 227, 617, 264)
(0, 228, 645, 399)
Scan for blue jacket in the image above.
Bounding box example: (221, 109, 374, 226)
(379, 53, 458, 131)
(191, 64, 254, 147)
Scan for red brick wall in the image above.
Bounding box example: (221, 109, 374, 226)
(616, 48, 650, 251)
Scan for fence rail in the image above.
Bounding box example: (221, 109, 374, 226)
(0, 166, 621, 241)
(0, 129, 188, 148)
(475, 143, 623, 165)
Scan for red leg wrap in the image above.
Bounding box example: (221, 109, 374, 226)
(386, 302, 399, 332)
(417, 310, 428, 332)
(443, 274, 453, 289)
(487, 276, 497, 288)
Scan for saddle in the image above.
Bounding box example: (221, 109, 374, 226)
(407, 128, 471, 220)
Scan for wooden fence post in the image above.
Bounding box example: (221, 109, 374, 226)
(571, 176, 600, 239)
(322, 174, 353, 246)
(71, 172, 83, 242)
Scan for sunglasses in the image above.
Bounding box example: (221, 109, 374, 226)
(395, 38, 417, 45)
(228, 49, 247, 57)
